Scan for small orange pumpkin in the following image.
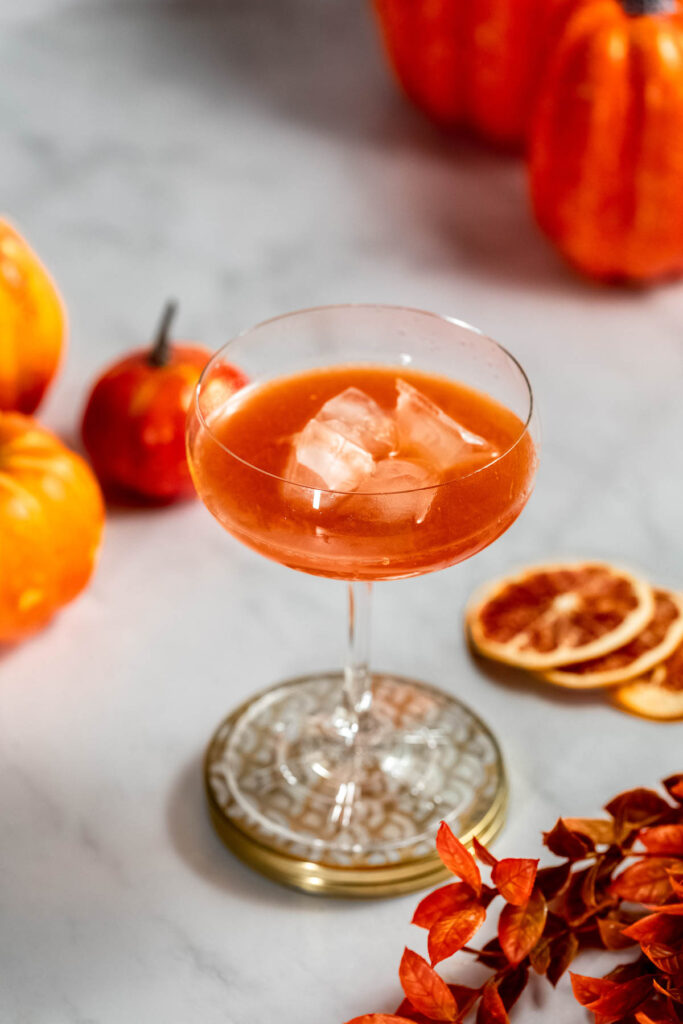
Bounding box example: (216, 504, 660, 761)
(0, 220, 66, 414)
(372, 0, 577, 146)
(529, 0, 683, 282)
(0, 414, 104, 643)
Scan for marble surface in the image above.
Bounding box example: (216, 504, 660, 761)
(1, 1, 682, 1022)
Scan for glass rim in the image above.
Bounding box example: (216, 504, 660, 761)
(192, 303, 536, 496)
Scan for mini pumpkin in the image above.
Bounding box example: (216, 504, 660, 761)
(0, 219, 66, 413)
(529, 0, 683, 281)
(372, 0, 578, 146)
(0, 414, 104, 643)
(82, 303, 244, 502)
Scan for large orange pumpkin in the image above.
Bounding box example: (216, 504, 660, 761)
(529, 0, 683, 281)
(372, 0, 577, 146)
(0, 220, 66, 414)
(0, 414, 104, 643)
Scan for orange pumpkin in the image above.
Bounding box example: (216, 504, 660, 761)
(529, 0, 683, 282)
(372, 0, 577, 146)
(0, 220, 66, 414)
(0, 414, 104, 643)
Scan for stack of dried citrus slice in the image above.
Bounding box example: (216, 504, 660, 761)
(466, 563, 683, 721)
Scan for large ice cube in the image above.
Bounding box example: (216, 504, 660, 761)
(284, 418, 375, 509)
(395, 380, 499, 473)
(316, 387, 397, 459)
(343, 457, 439, 525)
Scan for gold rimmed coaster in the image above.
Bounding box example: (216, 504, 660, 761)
(204, 673, 508, 898)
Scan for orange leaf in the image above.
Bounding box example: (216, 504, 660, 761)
(611, 858, 677, 905)
(412, 883, 479, 930)
(571, 974, 652, 1019)
(597, 918, 637, 951)
(476, 981, 509, 1024)
(652, 978, 683, 1005)
(398, 949, 458, 1022)
(492, 859, 538, 906)
(428, 905, 486, 966)
(571, 973, 611, 1007)
(345, 1017, 419, 1024)
(623, 910, 683, 946)
(663, 775, 683, 803)
(636, 1003, 681, 1024)
(605, 788, 672, 833)
(472, 837, 498, 867)
(642, 943, 683, 974)
(547, 932, 579, 987)
(498, 889, 547, 966)
(563, 817, 615, 846)
(543, 819, 592, 859)
(435, 823, 481, 896)
(639, 825, 683, 855)
(670, 875, 683, 899)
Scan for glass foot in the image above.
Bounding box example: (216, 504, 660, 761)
(205, 673, 507, 896)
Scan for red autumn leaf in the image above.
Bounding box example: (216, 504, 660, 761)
(476, 981, 509, 1024)
(571, 974, 652, 1019)
(498, 889, 547, 966)
(643, 942, 683, 974)
(639, 825, 683, 855)
(663, 775, 683, 803)
(492, 858, 538, 906)
(412, 882, 479, 930)
(571, 973, 612, 1006)
(543, 819, 593, 859)
(547, 932, 579, 987)
(448, 986, 479, 1017)
(536, 861, 571, 901)
(610, 858, 677, 905)
(398, 949, 457, 1022)
(623, 910, 683, 945)
(472, 837, 498, 867)
(497, 963, 529, 1011)
(428, 904, 486, 966)
(563, 817, 616, 846)
(435, 823, 481, 896)
(529, 937, 551, 975)
(345, 1017, 419, 1024)
(670, 875, 683, 899)
(636, 1002, 682, 1024)
(653, 978, 683, 1005)
(605, 788, 673, 831)
(597, 917, 638, 951)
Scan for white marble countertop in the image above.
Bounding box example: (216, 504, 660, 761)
(1, 2, 682, 1022)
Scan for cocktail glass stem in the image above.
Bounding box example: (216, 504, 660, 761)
(336, 581, 374, 744)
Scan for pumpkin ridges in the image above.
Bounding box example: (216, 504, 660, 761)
(0, 413, 104, 642)
(530, 6, 620, 245)
(373, 0, 581, 145)
(0, 221, 65, 414)
(529, 0, 683, 280)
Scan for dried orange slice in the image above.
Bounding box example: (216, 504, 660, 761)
(614, 641, 683, 721)
(542, 589, 683, 688)
(466, 563, 654, 671)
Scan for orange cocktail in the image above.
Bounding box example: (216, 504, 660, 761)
(187, 305, 539, 893)
(189, 364, 535, 581)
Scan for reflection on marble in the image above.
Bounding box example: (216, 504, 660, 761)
(0, 1, 682, 1022)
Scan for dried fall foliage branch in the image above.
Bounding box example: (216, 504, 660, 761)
(345, 775, 683, 1024)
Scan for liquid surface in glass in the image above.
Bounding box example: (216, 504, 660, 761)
(189, 364, 536, 581)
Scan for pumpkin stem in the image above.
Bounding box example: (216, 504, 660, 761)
(620, 0, 675, 14)
(149, 300, 178, 367)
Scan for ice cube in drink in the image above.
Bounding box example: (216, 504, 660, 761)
(395, 379, 499, 472)
(344, 457, 439, 524)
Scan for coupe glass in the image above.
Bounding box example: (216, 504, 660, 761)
(187, 305, 538, 893)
